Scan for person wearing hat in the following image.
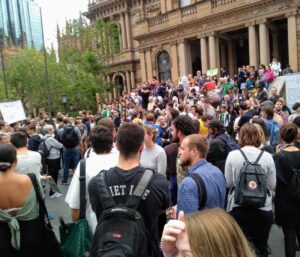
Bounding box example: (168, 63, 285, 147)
(206, 120, 231, 173)
(289, 102, 300, 122)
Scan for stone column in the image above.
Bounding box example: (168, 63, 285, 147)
(125, 71, 131, 92)
(139, 49, 147, 82)
(124, 11, 132, 49)
(215, 36, 220, 73)
(166, 0, 172, 12)
(178, 39, 188, 76)
(161, 0, 166, 14)
(186, 42, 193, 75)
(247, 22, 259, 67)
(200, 36, 208, 74)
(130, 71, 135, 90)
(170, 41, 179, 81)
(208, 33, 217, 69)
(286, 11, 298, 71)
(145, 48, 153, 80)
(258, 20, 270, 65)
(120, 13, 127, 50)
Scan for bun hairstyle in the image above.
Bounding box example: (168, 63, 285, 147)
(280, 123, 298, 144)
(0, 144, 16, 172)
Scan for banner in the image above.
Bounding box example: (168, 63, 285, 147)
(0, 100, 26, 124)
(285, 74, 300, 112)
(207, 69, 218, 77)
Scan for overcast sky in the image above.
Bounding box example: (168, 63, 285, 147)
(37, 0, 88, 49)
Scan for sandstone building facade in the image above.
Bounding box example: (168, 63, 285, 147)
(83, 0, 300, 99)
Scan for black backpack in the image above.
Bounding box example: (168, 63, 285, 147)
(90, 169, 153, 257)
(234, 150, 268, 208)
(61, 126, 79, 148)
(291, 167, 300, 202)
(38, 138, 52, 158)
(216, 134, 240, 155)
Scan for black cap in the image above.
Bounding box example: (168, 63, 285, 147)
(292, 102, 300, 111)
(207, 119, 224, 130)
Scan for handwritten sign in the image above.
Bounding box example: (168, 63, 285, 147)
(207, 69, 218, 77)
(0, 100, 26, 124)
(285, 74, 300, 112)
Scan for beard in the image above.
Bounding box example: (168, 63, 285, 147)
(179, 157, 191, 168)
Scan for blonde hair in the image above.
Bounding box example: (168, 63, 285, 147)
(185, 209, 254, 257)
(253, 123, 266, 145)
(144, 125, 157, 142)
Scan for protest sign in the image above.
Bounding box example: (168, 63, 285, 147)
(0, 100, 26, 124)
(285, 74, 300, 112)
(207, 69, 218, 76)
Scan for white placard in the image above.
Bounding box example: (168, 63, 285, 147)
(285, 74, 300, 112)
(0, 100, 26, 124)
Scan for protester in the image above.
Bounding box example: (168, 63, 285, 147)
(161, 209, 254, 257)
(273, 123, 300, 257)
(176, 134, 226, 216)
(140, 125, 167, 176)
(225, 123, 276, 257)
(88, 123, 169, 257)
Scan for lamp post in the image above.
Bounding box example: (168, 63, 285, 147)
(61, 94, 68, 113)
(0, 30, 8, 100)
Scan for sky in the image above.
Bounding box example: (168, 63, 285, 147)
(37, 0, 88, 49)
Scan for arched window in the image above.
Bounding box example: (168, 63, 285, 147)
(157, 51, 171, 81)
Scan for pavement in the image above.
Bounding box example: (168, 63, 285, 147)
(45, 170, 300, 257)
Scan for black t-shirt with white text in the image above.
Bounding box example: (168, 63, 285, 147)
(88, 166, 170, 257)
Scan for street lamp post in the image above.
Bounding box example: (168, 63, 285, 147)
(0, 30, 8, 100)
(61, 94, 68, 113)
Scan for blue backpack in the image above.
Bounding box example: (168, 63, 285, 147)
(217, 134, 240, 155)
(266, 120, 281, 148)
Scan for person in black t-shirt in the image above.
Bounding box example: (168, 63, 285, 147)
(88, 123, 169, 257)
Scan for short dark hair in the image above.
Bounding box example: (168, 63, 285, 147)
(251, 118, 269, 140)
(192, 119, 200, 134)
(173, 115, 195, 136)
(239, 123, 261, 148)
(116, 123, 144, 159)
(293, 116, 300, 127)
(26, 124, 36, 131)
(186, 134, 209, 158)
(280, 123, 298, 144)
(262, 107, 274, 120)
(0, 144, 16, 172)
(10, 132, 27, 148)
(97, 118, 115, 132)
(239, 101, 248, 111)
(170, 109, 179, 120)
(146, 113, 155, 122)
(90, 125, 113, 154)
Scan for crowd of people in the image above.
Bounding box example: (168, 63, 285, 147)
(0, 60, 299, 257)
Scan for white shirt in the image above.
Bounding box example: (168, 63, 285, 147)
(65, 151, 119, 234)
(16, 151, 41, 180)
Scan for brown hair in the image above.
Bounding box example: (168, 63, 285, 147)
(186, 209, 254, 257)
(239, 123, 261, 148)
(280, 123, 298, 144)
(144, 125, 157, 142)
(253, 124, 266, 145)
(186, 134, 209, 158)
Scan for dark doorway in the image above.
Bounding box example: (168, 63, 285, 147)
(190, 39, 201, 76)
(115, 75, 124, 97)
(157, 51, 171, 81)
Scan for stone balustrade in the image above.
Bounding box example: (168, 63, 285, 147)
(181, 5, 197, 17)
(148, 14, 169, 28)
(211, 0, 236, 8)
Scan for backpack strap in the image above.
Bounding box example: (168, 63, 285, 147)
(125, 169, 154, 210)
(79, 159, 87, 220)
(27, 173, 52, 228)
(189, 173, 207, 210)
(254, 150, 264, 165)
(97, 170, 117, 210)
(239, 149, 250, 163)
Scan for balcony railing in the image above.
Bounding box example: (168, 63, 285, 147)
(148, 14, 169, 28)
(211, 0, 236, 8)
(181, 5, 197, 17)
